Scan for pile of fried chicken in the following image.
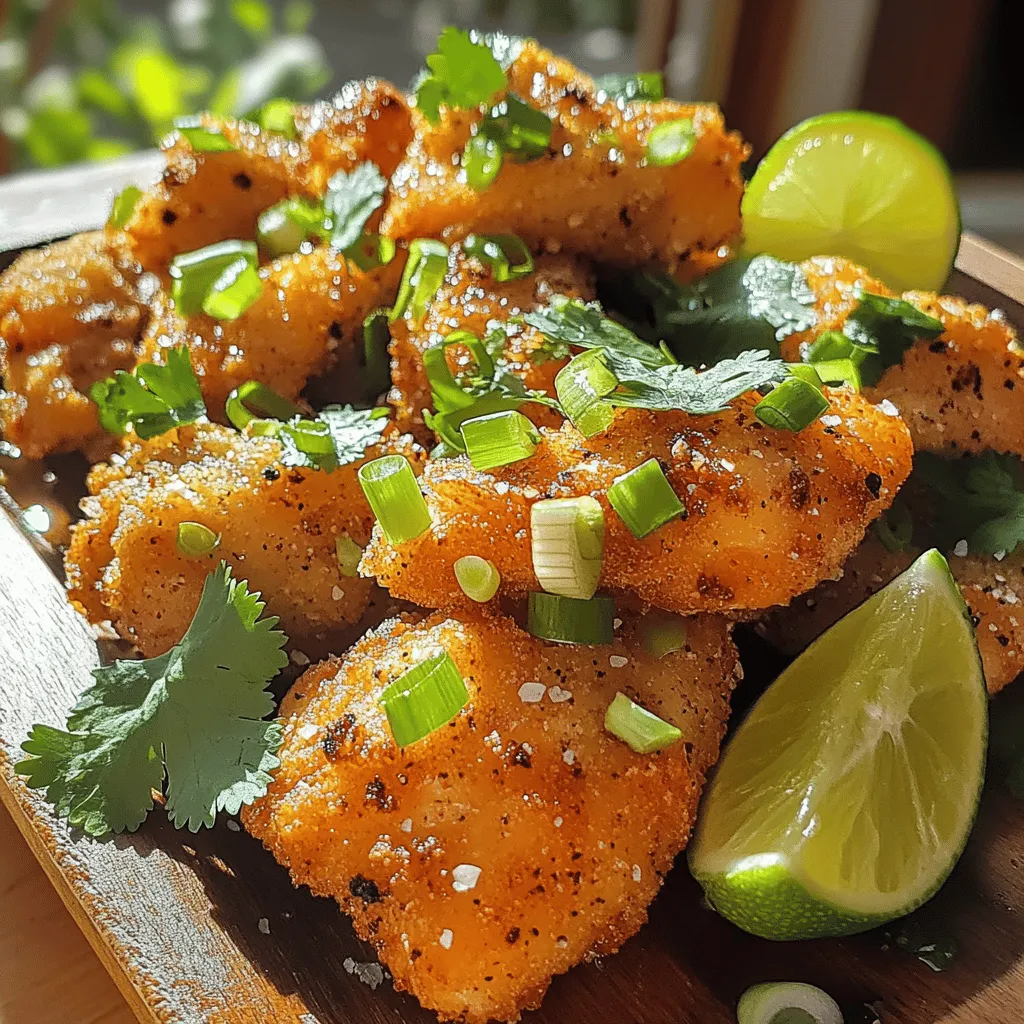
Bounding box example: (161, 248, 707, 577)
(1, 36, 1022, 1024)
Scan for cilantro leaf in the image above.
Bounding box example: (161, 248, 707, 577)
(323, 162, 387, 252)
(276, 405, 389, 472)
(17, 564, 288, 836)
(415, 27, 506, 124)
(843, 292, 943, 386)
(915, 452, 1024, 557)
(90, 346, 207, 439)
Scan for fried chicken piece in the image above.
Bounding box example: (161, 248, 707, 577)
(0, 231, 150, 459)
(381, 40, 747, 277)
(126, 81, 413, 274)
(65, 422, 418, 658)
(362, 391, 912, 616)
(388, 246, 592, 437)
(243, 607, 739, 1023)
(137, 247, 404, 418)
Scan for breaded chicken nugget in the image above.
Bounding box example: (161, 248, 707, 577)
(137, 247, 404, 418)
(243, 607, 739, 1023)
(65, 422, 418, 658)
(0, 231, 150, 459)
(388, 246, 592, 436)
(362, 392, 912, 616)
(126, 81, 412, 273)
(381, 40, 747, 276)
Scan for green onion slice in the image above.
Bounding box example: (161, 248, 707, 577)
(607, 458, 685, 539)
(528, 591, 615, 645)
(460, 409, 540, 471)
(225, 380, 303, 430)
(345, 233, 397, 272)
(806, 329, 862, 364)
(530, 496, 605, 600)
(754, 377, 830, 432)
(479, 94, 552, 162)
(463, 233, 534, 282)
(390, 238, 449, 324)
(255, 98, 298, 138)
(454, 555, 500, 602)
(173, 116, 236, 152)
(380, 650, 469, 748)
(638, 611, 688, 659)
(169, 240, 260, 319)
(202, 259, 262, 321)
(107, 185, 142, 229)
(463, 133, 503, 191)
(604, 692, 681, 753)
(736, 982, 843, 1024)
(335, 534, 363, 577)
(358, 455, 432, 545)
(812, 357, 861, 391)
(362, 308, 392, 398)
(645, 118, 696, 167)
(787, 363, 824, 389)
(175, 521, 220, 557)
(257, 196, 325, 257)
(595, 72, 665, 102)
(555, 349, 618, 438)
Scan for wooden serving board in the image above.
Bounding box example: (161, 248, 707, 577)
(2, 206, 1024, 1023)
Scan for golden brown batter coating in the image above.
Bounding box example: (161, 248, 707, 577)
(362, 391, 913, 616)
(126, 80, 413, 274)
(65, 422, 419, 658)
(243, 607, 738, 1023)
(388, 247, 592, 437)
(0, 231, 149, 459)
(381, 40, 747, 276)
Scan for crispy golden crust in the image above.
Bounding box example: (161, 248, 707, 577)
(64, 422, 419, 658)
(0, 231, 149, 459)
(126, 81, 412, 274)
(243, 607, 738, 1023)
(381, 40, 747, 276)
(388, 247, 592, 437)
(362, 391, 912, 616)
(137, 247, 404, 417)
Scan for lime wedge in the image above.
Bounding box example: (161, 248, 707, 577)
(688, 549, 986, 940)
(742, 111, 961, 292)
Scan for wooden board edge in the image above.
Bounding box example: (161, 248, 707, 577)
(955, 230, 1024, 305)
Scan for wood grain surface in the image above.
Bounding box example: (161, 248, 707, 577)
(2, 237, 1024, 1024)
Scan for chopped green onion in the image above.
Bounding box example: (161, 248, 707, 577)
(202, 259, 263, 321)
(607, 458, 685, 539)
(530, 496, 605, 600)
(390, 238, 449, 324)
(256, 196, 325, 257)
(807, 330, 860, 364)
(255, 98, 297, 138)
(754, 377, 830, 432)
(812, 357, 861, 391)
(173, 116, 236, 152)
(528, 591, 615, 645)
(463, 133, 503, 191)
(638, 611, 688, 659)
(169, 240, 260, 319)
(358, 455, 432, 545)
(362, 308, 392, 398)
(463, 233, 534, 282)
(604, 692, 681, 754)
(335, 534, 363, 576)
(345, 233, 397, 272)
(225, 380, 303, 430)
(107, 185, 142, 229)
(555, 349, 618, 438)
(875, 501, 913, 553)
(595, 72, 664, 102)
(460, 410, 540, 471)
(479, 94, 551, 162)
(454, 555, 500, 602)
(737, 982, 843, 1024)
(175, 521, 220, 557)
(787, 363, 824, 388)
(645, 118, 695, 166)
(380, 650, 469, 747)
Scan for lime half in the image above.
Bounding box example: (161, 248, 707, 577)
(742, 111, 961, 292)
(688, 550, 986, 940)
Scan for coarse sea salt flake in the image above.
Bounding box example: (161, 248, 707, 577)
(609, 655, 628, 668)
(519, 682, 546, 702)
(562, 749, 575, 765)
(953, 539, 969, 557)
(298, 722, 319, 740)
(548, 685, 572, 702)
(439, 928, 454, 949)
(452, 864, 482, 892)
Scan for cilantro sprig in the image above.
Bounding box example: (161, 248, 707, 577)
(843, 292, 943, 386)
(262, 404, 390, 472)
(90, 345, 207, 439)
(17, 564, 288, 836)
(323, 162, 388, 252)
(415, 27, 507, 123)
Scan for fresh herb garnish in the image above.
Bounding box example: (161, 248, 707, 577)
(90, 345, 207, 439)
(322, 162, 388, 252)
(107, 185, 142, 229)
(595, 72, 664, 102)
(415, 26, 506, 124)
(173, 116, 236, 152)
(843, 292, 944, 386)
(254, 405, 390, 472)
(17, 563, 287, 837)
